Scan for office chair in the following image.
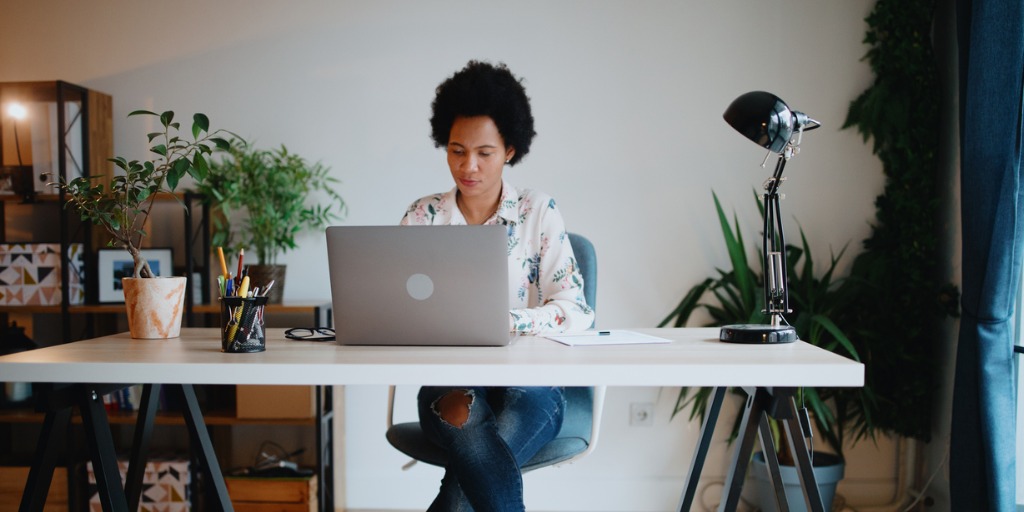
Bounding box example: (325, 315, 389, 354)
(385, 232, 606, 471)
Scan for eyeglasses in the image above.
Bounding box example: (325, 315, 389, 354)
(284, 327, 336, 342)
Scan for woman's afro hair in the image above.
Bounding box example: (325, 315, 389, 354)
(430, 61, 536, 166)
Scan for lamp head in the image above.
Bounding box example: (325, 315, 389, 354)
(723, 91, 819, 155)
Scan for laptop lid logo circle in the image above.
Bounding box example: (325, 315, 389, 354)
(406, 273, 434, 300)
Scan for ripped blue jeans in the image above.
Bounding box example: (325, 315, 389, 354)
(417, 386, 566, 512)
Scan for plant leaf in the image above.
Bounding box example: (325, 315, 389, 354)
(193, 113, 210, 138)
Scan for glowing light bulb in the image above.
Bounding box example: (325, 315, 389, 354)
(7, 103, 27, 120)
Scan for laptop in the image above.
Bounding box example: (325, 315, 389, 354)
(325, 225, 513, 346)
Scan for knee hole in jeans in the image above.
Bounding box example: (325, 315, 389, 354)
(432, 389, 474, 428)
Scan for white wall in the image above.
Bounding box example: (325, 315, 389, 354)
(0, 1, 887, 510)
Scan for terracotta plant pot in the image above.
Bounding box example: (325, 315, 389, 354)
(122, 276, 187, 339)
(244, 264, 286, 304)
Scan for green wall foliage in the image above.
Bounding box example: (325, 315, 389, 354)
(842, 0, 959, 442)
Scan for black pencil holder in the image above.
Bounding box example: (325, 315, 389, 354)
(220, 296, 269, 353)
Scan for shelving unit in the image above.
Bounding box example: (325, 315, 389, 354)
(0, 81, 111, 345)
(0, 81, 336, 511)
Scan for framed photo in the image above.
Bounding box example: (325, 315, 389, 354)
(97, 248, 173, 303)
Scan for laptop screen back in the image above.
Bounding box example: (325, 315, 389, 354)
(325, 225, 511, 346)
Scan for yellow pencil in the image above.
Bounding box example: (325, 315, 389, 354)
(217, 247, 229, 280)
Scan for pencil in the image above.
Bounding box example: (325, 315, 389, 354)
(217, 247, 229, 280)
(236, 248, 245, 286)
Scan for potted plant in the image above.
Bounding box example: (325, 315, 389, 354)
(661, 192, 863, 511)
(197, 138, 345, 303)
(61, 110, 230, 338)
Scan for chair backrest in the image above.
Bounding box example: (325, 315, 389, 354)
(568, 232, 597, 317)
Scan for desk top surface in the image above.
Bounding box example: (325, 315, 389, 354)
(0, 328, 863, 387)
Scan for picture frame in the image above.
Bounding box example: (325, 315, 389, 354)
(97, 248, 174, 303)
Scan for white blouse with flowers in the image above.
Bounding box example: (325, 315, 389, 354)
(400, 180, 595, 335)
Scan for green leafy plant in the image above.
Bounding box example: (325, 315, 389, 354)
(197, 139, 346, 265)
(60, 110, 230, 278)
(661, 192, 870, 459)
(841, 0, 959, 441)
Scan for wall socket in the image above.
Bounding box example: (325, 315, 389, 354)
(630, 402, 655, 427)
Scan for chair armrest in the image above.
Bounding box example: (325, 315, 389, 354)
(589, 385, 607, 450)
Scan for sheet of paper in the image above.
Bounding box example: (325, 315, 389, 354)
(544, 330, 673, 346)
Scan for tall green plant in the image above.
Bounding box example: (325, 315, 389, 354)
(842, 0, 959, 441)
(199, 139, 346, 265)
(661, 192, 870, 458)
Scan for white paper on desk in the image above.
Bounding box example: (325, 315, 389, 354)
(545, 330, 672, 346)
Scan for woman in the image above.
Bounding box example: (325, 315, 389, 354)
(400, 61, 594, 511)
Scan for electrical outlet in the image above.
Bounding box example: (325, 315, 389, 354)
(630, 402, 654, 427)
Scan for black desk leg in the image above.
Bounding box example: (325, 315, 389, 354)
(781, 396, 824, 512)
(125, 384, 161, 512)
(316, 385, 335, 512)
(19, 406, 71, 512)
(758, 414, 790, 512)
(719, 387, 769, 512)
(179, 384, 234, 512)
(78, 386, 130, 512)
(677, 387, 726, 512)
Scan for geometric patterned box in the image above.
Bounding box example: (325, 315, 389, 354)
(0, 243, 84, 305)
(86, 459, 190, 512)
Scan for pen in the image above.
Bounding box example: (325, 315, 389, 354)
(261, 280, 275, 297)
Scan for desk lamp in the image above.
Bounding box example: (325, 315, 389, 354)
(5, 102, 27, 166)
(718, 91, 820, 344)
(3, 102, 29, 197)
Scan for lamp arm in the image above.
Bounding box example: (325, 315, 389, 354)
(773, 193, 790, 315)
(762, 154, 791, 320)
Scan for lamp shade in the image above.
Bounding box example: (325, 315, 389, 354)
(723, 91, 795, 154)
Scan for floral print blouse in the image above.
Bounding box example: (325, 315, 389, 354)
(400, 180, 595, 335)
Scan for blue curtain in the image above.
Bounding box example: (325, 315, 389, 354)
(952, 0, 1024, 509)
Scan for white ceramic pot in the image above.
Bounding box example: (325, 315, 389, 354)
(122, 276, 187, 339)
(749, 451, 845, 512)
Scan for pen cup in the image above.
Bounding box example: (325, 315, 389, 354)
(220, 296, 269, 353)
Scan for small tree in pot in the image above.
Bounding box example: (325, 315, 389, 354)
(198, 138, 345, 303)
(60, 110, 231, 337)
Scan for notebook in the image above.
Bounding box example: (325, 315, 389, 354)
(325, 225, 513, 346)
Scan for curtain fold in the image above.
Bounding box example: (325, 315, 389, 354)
(952, 0, 1024, 509)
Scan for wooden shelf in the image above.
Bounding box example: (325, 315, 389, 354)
(192, 300, 331, 315)
(0, 304, 125, 314)
(0, 192, 188, 204)
(0, 194, 60, 203)
(0, 300, 329, 316)
(0, 407, 314, 426)
(0, 299, 329, 315)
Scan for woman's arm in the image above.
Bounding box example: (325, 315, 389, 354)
(510, 202, 595, 335)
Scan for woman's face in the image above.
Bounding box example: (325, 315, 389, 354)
(447, 115, 515, 205)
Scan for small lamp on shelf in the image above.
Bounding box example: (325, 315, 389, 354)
(3, 102, 29, 198)
(718, 91, 820, 344)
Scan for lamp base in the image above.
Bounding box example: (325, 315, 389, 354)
(719, 324, 798, 344)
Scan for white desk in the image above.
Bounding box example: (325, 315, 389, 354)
(0, 328, 863, 511)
